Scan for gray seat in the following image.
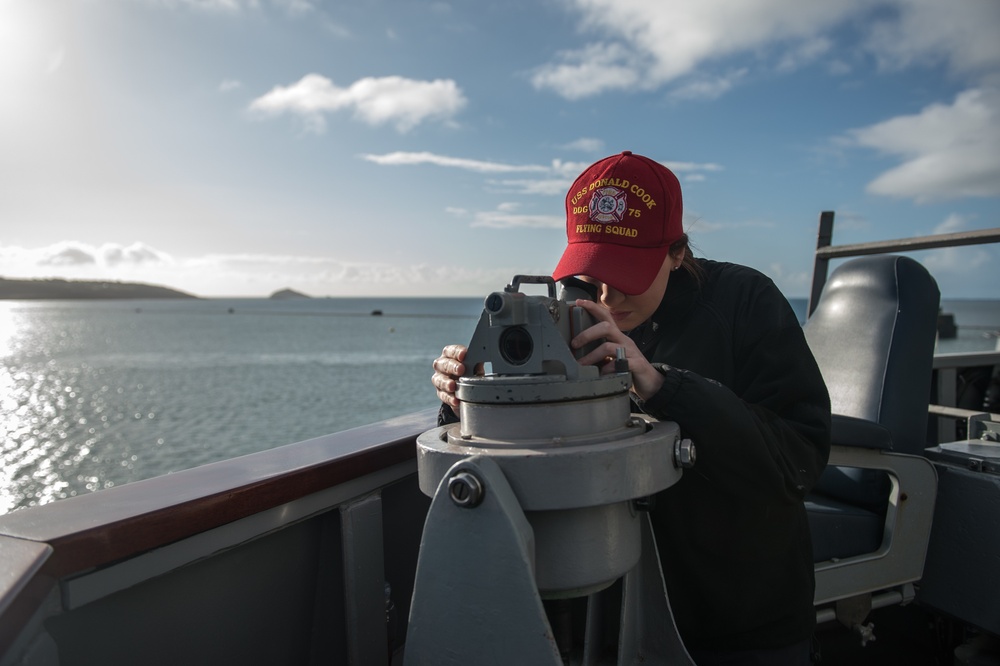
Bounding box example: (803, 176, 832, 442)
(802, 255, 941, 604)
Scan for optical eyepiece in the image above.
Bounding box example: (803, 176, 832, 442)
(484, 292, 507, 315)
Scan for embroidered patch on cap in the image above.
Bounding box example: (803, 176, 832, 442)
(590, 187, 628, 223)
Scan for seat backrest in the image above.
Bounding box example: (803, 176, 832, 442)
(803, 255, 940, 454)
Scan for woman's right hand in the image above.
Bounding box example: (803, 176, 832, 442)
(431, 344, 469, 409)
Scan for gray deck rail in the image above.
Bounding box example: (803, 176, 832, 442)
(0, 409, 438, 664)
(807, 211, 1000, 316)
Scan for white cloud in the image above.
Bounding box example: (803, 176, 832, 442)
(921, 214, 993, 276)
(766, 261, 812, 296)
(489, 178, 574, 196)
(932, 212, 970, 236)
(668, 69, 747, 101)
(361, 151, 721, 201)
(775, 37, 832, 73)
(360, 151, 549, 174)
(24, 241, 173, 269)
(175, 253, 534, 297)
(531, 42, 646, 99)
(848, 87, 1000, 201)
(150, 0, 244, 12)
(684, 216, 776, 234)
(39, 243, 97, 266)
(662, 160, 724, 175)
(249, 74, 467, 133)
(270, 0, 315, 16)
(533, 0, 863, 99)
(549, 159, 593, 178)
(828, 59, 852, 76)
(0, 243, 518, 297)
(362, 152, 722, 196)
(102, 242, 171, 266)
(470, 210, 563, 229)
(147, 0, 316, 14)
(533, 0, 1000, 100)
(219, 79, 242, 93)
(866, 0, 1000, 77)
(559, 137, 606, 153)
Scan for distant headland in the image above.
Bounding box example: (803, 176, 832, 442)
(0, 277, 199, 300)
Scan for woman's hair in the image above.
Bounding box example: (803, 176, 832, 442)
(670, 233, 704, 283)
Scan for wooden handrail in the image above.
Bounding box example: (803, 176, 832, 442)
(0, 410, 434, 574)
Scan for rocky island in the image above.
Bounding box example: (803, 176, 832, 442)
(269, 288, 311, 299)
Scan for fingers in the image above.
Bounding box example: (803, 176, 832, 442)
(575, 340, 625, 369)
(432, 355, 466, 379)
(431, 368, 461, 408)
(570, 300, 623, 352)
(431, 370, 456, 392)
(435, 388, 460, 409)
(573, 298, 615, 326)
(442, 344, 468, 361)
(432, 344, 468, 409)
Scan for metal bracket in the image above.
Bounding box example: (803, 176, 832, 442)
(405, 456, 562, 665)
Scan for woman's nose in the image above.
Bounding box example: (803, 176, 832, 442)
(599, 283, 624, 306)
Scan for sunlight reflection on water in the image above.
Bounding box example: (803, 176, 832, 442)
(0, 299, 479, 514)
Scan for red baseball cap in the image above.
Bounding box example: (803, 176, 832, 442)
(552, 151, 683, 295)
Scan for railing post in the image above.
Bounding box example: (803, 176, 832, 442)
(808, 211, 835, 318)
(341, 493, 388, 666)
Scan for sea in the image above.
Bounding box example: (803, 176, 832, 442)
(1, 296, 998, 515)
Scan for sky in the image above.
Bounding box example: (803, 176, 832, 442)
(1, 0, 998, 299)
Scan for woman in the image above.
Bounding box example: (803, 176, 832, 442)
(432, 151, 831, 665)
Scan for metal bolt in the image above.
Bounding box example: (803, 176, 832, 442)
(448, 471, 484, 508)
(627, 416, 645, 429)
(674, 438, 696, 469)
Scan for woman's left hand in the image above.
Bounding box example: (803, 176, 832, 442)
(570, 299, 665, 401)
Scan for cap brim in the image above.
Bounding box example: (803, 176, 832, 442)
(552, 242, 669, 296)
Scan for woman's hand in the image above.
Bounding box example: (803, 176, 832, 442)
(570, 300, 665, 401)
(431, 344, 469, 409)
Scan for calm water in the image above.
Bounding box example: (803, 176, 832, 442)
(1, 296, 996, 514)
(0, 297, 482, 514)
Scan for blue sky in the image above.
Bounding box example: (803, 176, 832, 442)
(1, 0, 998, 298)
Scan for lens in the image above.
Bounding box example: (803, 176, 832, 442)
(498, 326, 533, 366)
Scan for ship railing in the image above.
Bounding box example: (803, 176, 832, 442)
(807, 210, 1000, 317)
(807, 211, 1000, 443)
(0, 409, 438, 665)
(932, 352, 1000, 442)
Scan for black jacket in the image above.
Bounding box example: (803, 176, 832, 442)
(632, 259, 830, 650)
(439, 258, 831, 652)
